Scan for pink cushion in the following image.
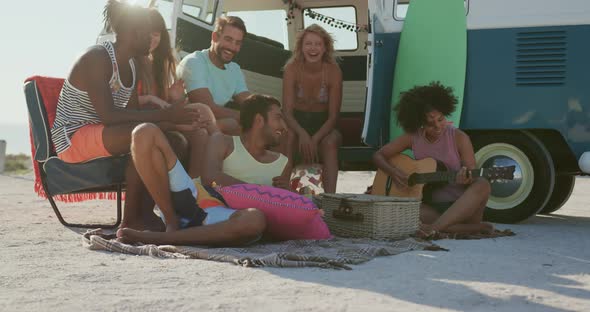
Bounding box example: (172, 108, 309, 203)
(215, 184, 331, 240)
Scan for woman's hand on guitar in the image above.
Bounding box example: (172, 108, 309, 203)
(456, 166, 473, 185)
(390, 167, 409, 189)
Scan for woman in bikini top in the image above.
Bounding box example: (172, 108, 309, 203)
(282, 24, 343, 194)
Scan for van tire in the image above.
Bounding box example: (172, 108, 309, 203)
(540, 175, 575, 214)
(470, 131, 555, 224)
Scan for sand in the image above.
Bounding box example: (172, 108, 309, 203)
(1, 172, 589, 311)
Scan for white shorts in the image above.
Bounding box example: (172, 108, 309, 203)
(202, 206, 237, 225)
(167, 160, 236, 226)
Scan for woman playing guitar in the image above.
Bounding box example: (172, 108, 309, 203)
(373, 82, 493, 237)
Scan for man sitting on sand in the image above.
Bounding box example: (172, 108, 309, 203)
(118, 94, 290, 246)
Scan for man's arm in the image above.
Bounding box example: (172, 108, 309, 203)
(80, 48, 197, 126)
(201, 132, 246, 186)
(272, 157, 293, 190)
(231, 65, 250, 107)
(187, 89, 240, 120)
(233, 91, 251, 106)
(180, 55, 240, 120)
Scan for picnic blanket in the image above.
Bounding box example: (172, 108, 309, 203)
(82, 229, 444, 270)
(427, 229, 515, 240)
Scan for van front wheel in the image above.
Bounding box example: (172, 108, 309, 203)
(471, 132, 555, 223)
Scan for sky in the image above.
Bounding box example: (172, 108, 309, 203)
(1, 0, 107, 126)
(0, 0, 108, 154)
(0, 0, 358, 154)
(0, 0, 362, 125)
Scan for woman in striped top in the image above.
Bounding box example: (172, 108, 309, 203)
(52, 0, 199, 163)
(51, 0, 202, 231)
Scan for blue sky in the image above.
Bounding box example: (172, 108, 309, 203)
(0, 0, 107, 125)
(0, 0, 358, 154)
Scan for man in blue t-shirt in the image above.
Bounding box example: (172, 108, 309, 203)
(177, 15, 251, 134)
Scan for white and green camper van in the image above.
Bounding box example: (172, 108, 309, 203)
(99, 0, 590, 223)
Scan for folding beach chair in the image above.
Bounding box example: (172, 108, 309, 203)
(24, 76, 127, 228)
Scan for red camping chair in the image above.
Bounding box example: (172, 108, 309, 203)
(24, 76, 127, 228)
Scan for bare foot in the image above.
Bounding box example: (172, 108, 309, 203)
(481, 222, 495, 234)
(119, 213, 165, 232)
(415, 224, 437, 240)
(119, 218, 145, 232)
(116, 228, 165, 244)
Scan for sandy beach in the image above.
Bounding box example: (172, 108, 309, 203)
(0, 172, 589, 311)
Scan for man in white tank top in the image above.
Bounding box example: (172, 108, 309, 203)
(117, 94, 291, 246)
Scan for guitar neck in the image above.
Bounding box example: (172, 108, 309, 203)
(414, 169, 484, 185)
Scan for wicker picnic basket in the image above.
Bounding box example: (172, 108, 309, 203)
(321, 193, 420, 240)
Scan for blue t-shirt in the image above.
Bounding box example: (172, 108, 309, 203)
(177, 49, 248, 106)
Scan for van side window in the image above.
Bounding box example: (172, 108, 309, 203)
(303, 6, 358, 51)
(182, 0, 217, 24)
(226, 10, 289, 49)
(394, 0, 468, 20)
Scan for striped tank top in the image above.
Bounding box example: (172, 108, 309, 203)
(51, 41, 136, 154)
(222, 136, 288, 185)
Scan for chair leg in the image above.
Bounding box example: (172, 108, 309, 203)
(114, 184, 122, 228)
(43, 182, 123, 229)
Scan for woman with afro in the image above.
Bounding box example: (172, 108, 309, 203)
(373, 82, 493, 236)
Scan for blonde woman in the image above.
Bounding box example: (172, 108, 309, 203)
(282, 24, 342, 194)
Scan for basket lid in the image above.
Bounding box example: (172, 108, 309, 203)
(321, 193, 421, 203)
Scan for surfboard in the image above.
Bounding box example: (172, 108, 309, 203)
(390, 0, 467, 143)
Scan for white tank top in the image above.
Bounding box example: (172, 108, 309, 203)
(222, 136, 288, 185)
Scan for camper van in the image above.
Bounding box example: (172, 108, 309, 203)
(100, 0, 590, 223)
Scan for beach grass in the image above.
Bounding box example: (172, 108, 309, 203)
(4, 154, 32, 174)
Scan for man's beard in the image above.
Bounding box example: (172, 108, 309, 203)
(263, 129, 280, 148)
(216, 48, 234, 64)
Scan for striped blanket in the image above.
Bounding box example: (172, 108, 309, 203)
(82, 229, 443, 270)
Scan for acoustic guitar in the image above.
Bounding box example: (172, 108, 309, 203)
(371, 154, 515, 198)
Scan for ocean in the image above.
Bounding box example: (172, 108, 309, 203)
(0, 123, 32, 155)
